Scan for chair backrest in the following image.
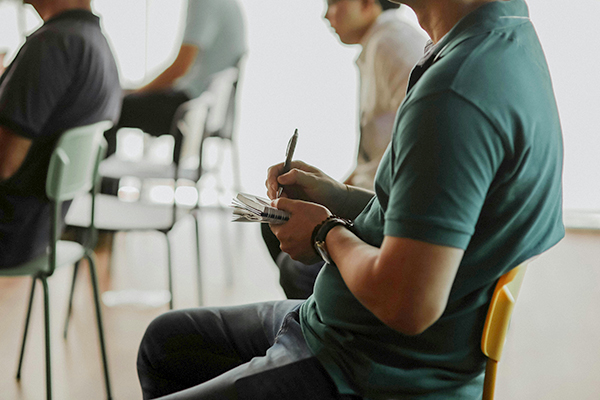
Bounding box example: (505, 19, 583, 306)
(173, 93, 212, 168)
(46, 121, 113, 202)
(173, 66, 241, 173)
(204, 66, 240, 140)
(45, 121, 112, 275)
(481, 262, 529, 400)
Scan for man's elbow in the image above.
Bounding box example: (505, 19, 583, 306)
(378, 305, 444, 336)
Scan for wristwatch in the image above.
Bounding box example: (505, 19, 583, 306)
(312, 216, 355, 265)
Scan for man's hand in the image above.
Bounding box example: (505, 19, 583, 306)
(265, 160, 346, 210)
(269, 197, 331, 265)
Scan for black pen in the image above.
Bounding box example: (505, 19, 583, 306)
(277, 129, 298, 198)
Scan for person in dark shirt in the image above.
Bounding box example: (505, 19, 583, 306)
(0, 0, 122, 267)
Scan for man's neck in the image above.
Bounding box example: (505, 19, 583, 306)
(357, 12, 380, 45)
(406, 0, 500, 43)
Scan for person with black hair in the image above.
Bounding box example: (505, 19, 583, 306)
(261, 0, 427, 299)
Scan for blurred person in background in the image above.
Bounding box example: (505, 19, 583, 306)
(0, 0, 121, 267)
(261, 0, 427, 299)
(103, 0, 247, 158)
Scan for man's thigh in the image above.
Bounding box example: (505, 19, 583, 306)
(154, 301, 346, 400)
(119, 90, 189, 136)
(138, 300, 304, 396)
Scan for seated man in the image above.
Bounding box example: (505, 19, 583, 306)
(103, 0, 247, 158)
(261, 0, 427, 299)
(0, 0, 121, 267)
(136, 0, 564, 398)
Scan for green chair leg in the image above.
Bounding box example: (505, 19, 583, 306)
(16, 277, 37, 380)
(86, 252, 113, 400)
(41, 276, 52, 400)
(63, 260, 81, 339)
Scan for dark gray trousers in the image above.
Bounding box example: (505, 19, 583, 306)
(137, 300, 361, 400)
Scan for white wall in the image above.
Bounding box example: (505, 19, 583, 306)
(1, 0, 598, 210)
(527, 0, 600, 211)
(96, 0, 360, 196)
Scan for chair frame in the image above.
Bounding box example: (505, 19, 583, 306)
(93, 65, 243, 306)
(481, 261, 529, 400)
(0, 121, 113, 400)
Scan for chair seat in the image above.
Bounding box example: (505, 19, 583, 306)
(0, 240, 85, 277)
(99, 156, 178, 180)
(66, 193, 176, 231)
(99, 155, 201, 182)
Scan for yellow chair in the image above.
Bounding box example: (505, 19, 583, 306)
(481, 262, 529, 400)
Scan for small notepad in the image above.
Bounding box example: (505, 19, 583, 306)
(231, 193, 290, 224)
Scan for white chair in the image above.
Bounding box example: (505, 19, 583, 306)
(87, 66, 243, 305)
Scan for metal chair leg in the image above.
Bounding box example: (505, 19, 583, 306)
(16, 277, 37, 380)
(220, 207, 234, 287)
(63, 260, 81, 339)
(165, 231, 174, 310)
(230, 140, 242, 193)
(86, 252, 113, 400)
(41, 276, 52, 400)
(194, 213, 203, 305)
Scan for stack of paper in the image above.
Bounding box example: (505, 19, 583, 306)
(231, 193, 290, 224)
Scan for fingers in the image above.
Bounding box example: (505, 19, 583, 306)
(265, 160, 315, 199)
(265, 162, 284, 199)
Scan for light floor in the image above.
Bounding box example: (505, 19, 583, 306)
(0, 209, 599, 399)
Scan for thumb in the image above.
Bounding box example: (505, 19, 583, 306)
(272, 197, 296, 212)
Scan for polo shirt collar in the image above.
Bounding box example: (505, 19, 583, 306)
(434, 0, 530, 61)
(406, 0, 530, 92)
(43, 9, 99, 27)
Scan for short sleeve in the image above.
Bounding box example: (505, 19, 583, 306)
(182, 0, 220, 49)
(384, 91, 505, 249)
(0, 33, 72, 139)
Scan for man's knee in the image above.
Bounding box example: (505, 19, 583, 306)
(138, 311, 182, 367)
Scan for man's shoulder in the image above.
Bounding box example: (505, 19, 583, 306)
(412, 24, 549, 107)
(27, 13, 101, 53)
(373, 13, 425, 42)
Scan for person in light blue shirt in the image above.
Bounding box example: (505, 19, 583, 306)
(103, 0, 246, 157)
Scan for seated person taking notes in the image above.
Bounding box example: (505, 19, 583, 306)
(136, 1, 564, 398)
(261, 0, 427, 299)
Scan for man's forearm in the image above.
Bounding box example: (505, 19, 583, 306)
(331, 184, 374, 220)
(138, 44, 199, 93)
(0, 126, 31, 181)
(326, 227, 463, 336)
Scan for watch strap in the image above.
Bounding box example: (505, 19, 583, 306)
(311, 216, 355, 261)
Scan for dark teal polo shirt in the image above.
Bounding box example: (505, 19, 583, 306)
(300, 1, 564, 398)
